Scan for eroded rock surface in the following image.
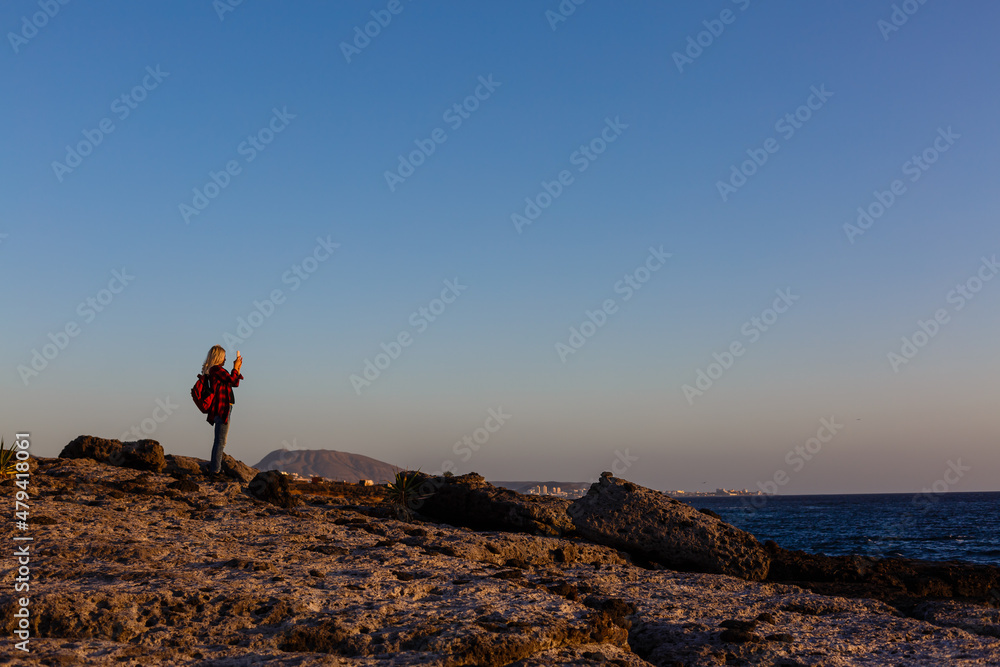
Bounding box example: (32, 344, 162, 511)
(1, 457, 998, 666)
(413, 472, 575, 536)
(219, 454, 259, 483)
(569, 472, 771, 581)
(248, 469, 301, 508)
(59, 435, 166, 473)
(765, 541, 1000, 611)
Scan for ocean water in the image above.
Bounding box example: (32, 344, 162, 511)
(685, 491, 1000, 566)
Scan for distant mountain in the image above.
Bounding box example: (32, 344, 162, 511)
(253, 449, 399, 483)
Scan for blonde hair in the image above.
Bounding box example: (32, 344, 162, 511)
(201, 345, 226, 375)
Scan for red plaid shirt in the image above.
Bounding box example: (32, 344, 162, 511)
(205, 364, 243, 424)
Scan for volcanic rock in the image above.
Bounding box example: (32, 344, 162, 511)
(166, 477, 200, 493)
(569, 472, 771, 581)
(248, 470, 301, 508)
(5, 456, 1000, 665)
(164, 454, 203, 477)
(765, 541, 1000, 610)
(59, 435, 166, 473)
(411, 472, 575, 536)
(218, 454, 258, 483)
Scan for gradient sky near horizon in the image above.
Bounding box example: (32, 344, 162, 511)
(4, 1, 999, 494)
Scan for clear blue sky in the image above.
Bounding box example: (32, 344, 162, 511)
(4, 1, 999, 494)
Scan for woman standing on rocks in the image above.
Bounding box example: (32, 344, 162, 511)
(202, 345, 243, 476)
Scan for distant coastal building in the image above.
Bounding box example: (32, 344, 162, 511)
(525, 484, 585, 498)
(511, 481, 767, 500)
(279, 473, 390, 487)
(515, 482, 762, 499)
(666, 488, 763, 497)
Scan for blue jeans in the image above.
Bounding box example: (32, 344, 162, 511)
(211, 415, 230, 473)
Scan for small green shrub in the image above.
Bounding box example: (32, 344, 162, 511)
(0, 438, 15, 479)
(386, 469, 433, 520)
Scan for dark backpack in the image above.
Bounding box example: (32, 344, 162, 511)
(191, 373, 214, 413)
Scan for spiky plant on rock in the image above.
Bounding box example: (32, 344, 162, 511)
(0, 438, 16, 479)
(386, 469, 433, 520)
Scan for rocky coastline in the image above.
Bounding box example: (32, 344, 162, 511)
(1, 436, 998, 665)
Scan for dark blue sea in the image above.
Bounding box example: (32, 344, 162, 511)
(685, 491, 1000, 566)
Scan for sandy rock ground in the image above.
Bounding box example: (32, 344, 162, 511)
(2, 457, 999, 666)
